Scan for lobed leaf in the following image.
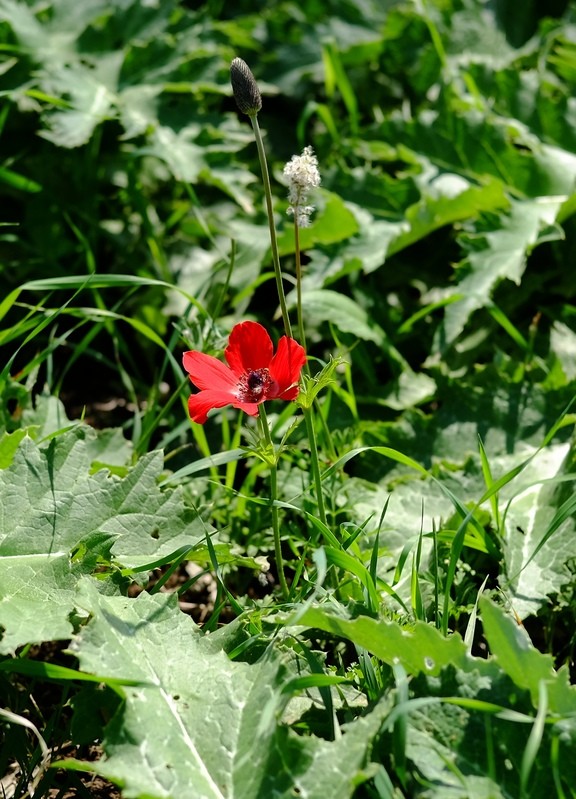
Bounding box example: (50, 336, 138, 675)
(70, 584, 390, 799)
(0, 426, 206, 652)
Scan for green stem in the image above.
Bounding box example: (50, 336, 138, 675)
(303, 406, 327, 530)
(258, 404, 289, 600)
(249, 117, 327, 541)
(294, 220, 307, 352)
(293, 218, 327, 529)
(249, 114, 292, 339)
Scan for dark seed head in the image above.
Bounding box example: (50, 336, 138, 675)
(247, 371, 265, 390)
(230, 57, 262, 116)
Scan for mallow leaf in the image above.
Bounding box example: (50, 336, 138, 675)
(69, 584, 390, 799)
(0, 427, 205, 653)
(0, 426, 205, 564)
(0, 552, 92, 654)
(285, 605, 498, 680)
(439, 197, 566, 349)
(297, 288, 388, 346)
(500, 438, 576, 618)
(480, 598, 576, 714)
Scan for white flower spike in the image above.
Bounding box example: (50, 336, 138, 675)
(283, 145, 321, 228)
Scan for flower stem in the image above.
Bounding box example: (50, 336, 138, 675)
(293, 220, 307, 352)
(249, 117, 327, 541)
(249, 115, 292, 339)
(258, 404, 289, 600)
(292, 218, 327, 530)
(303, 405, 327, 529)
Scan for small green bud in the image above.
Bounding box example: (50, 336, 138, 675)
(230, 57, 262, 116)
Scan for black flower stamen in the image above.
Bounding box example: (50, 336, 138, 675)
(237, 368, 271, 402)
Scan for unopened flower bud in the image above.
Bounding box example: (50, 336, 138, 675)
(230, 57, 262, 116)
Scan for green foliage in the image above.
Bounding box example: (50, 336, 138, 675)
(0, 422, 208, 653)
(63, 585, 390, 799)
(1, 0, 576, 796)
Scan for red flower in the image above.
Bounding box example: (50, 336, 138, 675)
(183, 321, 307, 424)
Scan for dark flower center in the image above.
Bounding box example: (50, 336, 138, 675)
(237, 368, 271, 402)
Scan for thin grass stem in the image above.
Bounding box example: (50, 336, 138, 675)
(258, 404, 289, 599)
(291, 209, 328, 530)
(293, 220, 306, 351)
(249, 117, 327, 532)
(303, 406, 328, 528)
(249, 115, 292, 339)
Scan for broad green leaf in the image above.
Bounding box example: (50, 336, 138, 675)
(296, 288, 387, 345)
(18, 395, 133, 463)
(0, 427, 205, 564)
(40, 58, 119, 147)
(19, 394, 77, 440)
(378, 369, 436, 411)
(380, 95, 576, 199)
(334, 474, 451, 597)
(480, 598, 576, 714)
(0, 427, 205, 652)
(465, 56, 576, 155)
(500, 439, 576, 618)
(143, 125, 208, 183)
(550, 321, 576, 381)
(322, 163, 508, 279)
(0, 553, 92, 654)
(401, 691, 572, 799)
(288, 603, 576, 797)
(404, 725, 510, 799)
(341, 212, 406, 274)
(440, 198, 566, 348)
(386, 176, 510, 259)
(287, 605, 498, 680)
(0, 0, 78, 64)
(71, 585, 390, 799)
(346, 371, 576, 617)
(443, 4, 519, 62)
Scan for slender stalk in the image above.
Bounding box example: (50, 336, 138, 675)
(231, 62, 329, 588)
(249, 115, 292, 339)
(293, 220, 307, 351)
(303, 406, 327, 528)
(258, 404, 289, 599)
(292, 217, 327, 529)
(246, 100, 327, 537)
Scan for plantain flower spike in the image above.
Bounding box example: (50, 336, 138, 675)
(283, 146, 321, 228)
(230, 57, 262, 116)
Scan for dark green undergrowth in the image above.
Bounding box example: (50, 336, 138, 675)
(1, 0, 576, 797)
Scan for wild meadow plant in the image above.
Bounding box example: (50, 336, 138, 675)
(182, 58, 332, 599)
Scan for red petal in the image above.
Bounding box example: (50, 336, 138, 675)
(183, 351, 238, 392)
(188, 389, 238, 424)
(275, 385, 300, 401)
(230, 399, 261, 417)
(225, 321, 273, 377)
(267, 336, 306, 396)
